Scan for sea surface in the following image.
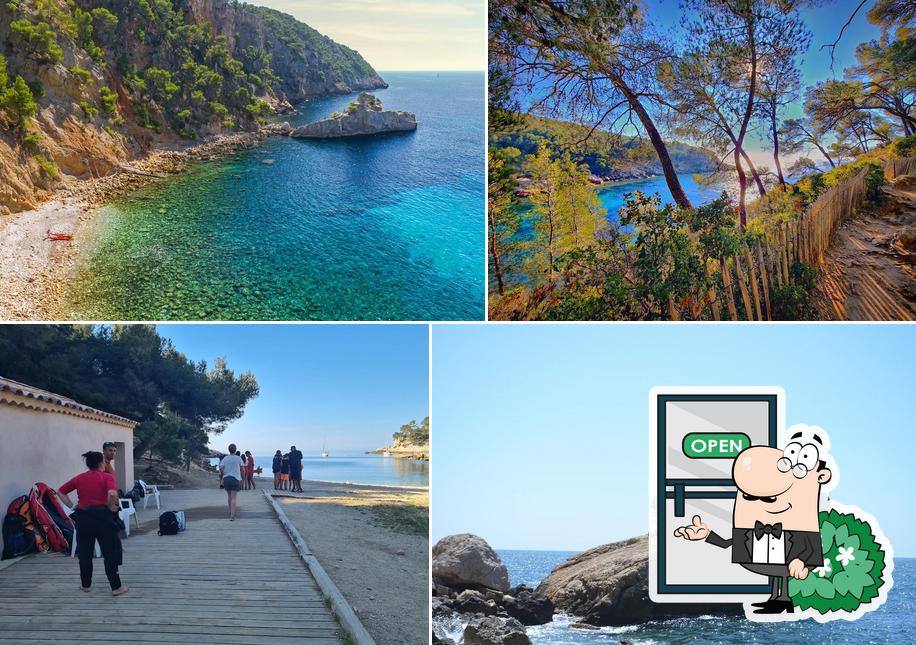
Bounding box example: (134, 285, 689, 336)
(67, 72, 485, 321)
(488, 550, 913, 644)
(595, 173, 732, 221)
(211, 452, 428, 488)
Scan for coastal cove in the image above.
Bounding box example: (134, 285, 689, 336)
(2, 72, 484, 321)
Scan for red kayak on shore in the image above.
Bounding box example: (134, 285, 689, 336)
(47, 232, 72, 241)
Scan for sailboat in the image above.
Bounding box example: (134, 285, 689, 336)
(321, 439, 329, 459)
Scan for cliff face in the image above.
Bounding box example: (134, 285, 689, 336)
(184, 0, 387, 101)
(0, 0, 385, 215)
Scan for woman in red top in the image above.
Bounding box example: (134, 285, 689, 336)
(57, 451, 129, 596)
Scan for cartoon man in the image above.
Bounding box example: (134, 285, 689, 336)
(674, 427, 832, 615)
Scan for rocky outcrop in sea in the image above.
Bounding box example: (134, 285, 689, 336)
(290, 93, 417, 139)
(432, 534, 555, 645)
(537, 534, 741, 626)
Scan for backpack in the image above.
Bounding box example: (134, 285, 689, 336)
(158, 510, 185, 536)
(1, 496, 37, 560)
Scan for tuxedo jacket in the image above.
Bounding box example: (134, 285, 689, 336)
(706, 527, 823, 569)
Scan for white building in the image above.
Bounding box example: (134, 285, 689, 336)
(0, 377, 136, 506)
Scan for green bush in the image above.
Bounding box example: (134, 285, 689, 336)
(35, 153, 57, 178)
(789, 509, 889, 614)
(69, 67, 93, 85)
(894, 135, 916, 158)
(0, 75, 37, 128)
(23, 131, 40, 147)
(862, 162, 887, 204)
(771, 261, 818, 320)
(79, 100, 98, 120)
(99, 86, 118, 115)
(10, 19, 63, 64)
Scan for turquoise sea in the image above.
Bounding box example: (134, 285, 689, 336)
(495, 550, 913, 644)
(68, 72, 485, 321)
(211, 453, 428, 488)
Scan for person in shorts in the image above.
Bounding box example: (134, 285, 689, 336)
(272, 450, 282, 490)
(219, 444, 243, 520)
(280, 453, 290, 491)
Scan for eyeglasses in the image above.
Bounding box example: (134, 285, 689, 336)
(777, 441, 819, 479)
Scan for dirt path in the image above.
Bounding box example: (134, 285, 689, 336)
(276, 482, 429, 645)
(815, 175, 916, 320)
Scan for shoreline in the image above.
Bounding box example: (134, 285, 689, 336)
(0, 129, 273, 320)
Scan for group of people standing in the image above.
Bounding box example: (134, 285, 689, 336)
(218, 445, 305, 519)
(272, 447, 303, 493)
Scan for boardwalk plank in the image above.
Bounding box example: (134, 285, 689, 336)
(0, 489, 341, 644)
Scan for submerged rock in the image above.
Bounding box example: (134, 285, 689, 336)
(290, 92, 417, 139)
(433, 533, 510, 592)
(536, 535, 741, 626)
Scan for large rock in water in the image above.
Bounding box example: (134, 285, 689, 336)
(432, 534, 510, 592)
(536, 535, 741, 626)
(463, 616, 530, 645)
(290, 92, 417, 139)
(502, 585, 554, 625)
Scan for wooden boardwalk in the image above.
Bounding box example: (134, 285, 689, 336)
(0, 488, 342, 644)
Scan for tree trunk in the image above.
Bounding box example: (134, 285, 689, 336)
(771, 111, 786, 188)
(734, 149, 748, 232)
(487, 206, 505, 296)
(612, 74, 693, 210)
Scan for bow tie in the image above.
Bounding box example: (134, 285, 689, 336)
(754, 521, 783, 540)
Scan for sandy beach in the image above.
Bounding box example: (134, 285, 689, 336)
(0, 130, 271, 320)
(276, 482, 429, 645)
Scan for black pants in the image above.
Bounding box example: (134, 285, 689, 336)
(75, 507, 123, 590)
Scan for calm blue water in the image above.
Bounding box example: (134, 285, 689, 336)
(68, 72, 485, 321)
(212, 453, 428, 488)
(495, 550, 913, 644)
(595, 173, 732, 221)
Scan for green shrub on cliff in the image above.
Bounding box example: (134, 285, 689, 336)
(0, 75, 37, 129)
(99, 86, 118, 116)
(10, 19, 62, 64)
(34, 153, 57, 178)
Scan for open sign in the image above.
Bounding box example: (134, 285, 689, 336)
(682, 432, 751, 458)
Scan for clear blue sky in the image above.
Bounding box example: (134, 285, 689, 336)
(431, 324, 916, 556)
(157, 324, 428, 455)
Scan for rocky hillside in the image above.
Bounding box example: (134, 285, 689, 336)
(0, 0, 385, 215)
(492, 115, 717, 180)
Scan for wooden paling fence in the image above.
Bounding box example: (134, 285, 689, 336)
(670, 157, 916, 321)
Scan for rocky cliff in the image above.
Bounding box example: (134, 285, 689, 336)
(291, 92, 416, 139)
(0, 0, 385, 215)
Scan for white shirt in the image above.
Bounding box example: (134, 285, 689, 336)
(220, 454, 243, 481)
(752, 529, 786, 564)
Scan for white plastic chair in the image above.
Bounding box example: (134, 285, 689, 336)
(118, 498, 140, 537)
(62, 503, 101, 558)
(138, 480, 161, 510)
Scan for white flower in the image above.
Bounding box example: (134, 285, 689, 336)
(815, 559, 832, 577)
(835, 546, 856, 566)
